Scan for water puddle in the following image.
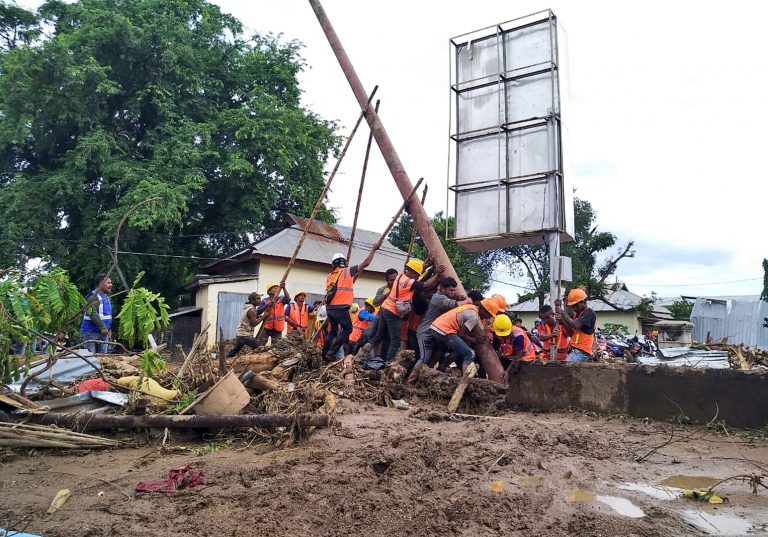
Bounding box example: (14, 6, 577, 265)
(596, 495, 646, 518)
(661, 475, 719, 489)
(617, 482, 681, 501)
(566, 490, 645, 518)
(519, 475, 542, 486)
(681, 510, 753, 535)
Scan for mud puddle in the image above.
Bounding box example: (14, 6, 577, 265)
(566, 489, 645, 518)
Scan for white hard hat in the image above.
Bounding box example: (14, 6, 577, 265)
(317, 305, 328, 321)
(331, 252, 345, 263)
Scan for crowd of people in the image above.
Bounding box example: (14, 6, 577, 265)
(228, 251, 598, 381)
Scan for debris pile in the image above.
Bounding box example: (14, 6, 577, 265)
(691, 342, 768, 370)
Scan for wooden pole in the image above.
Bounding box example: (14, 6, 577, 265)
(308, 0, 505, 382)
(278, 86, 378, 286)
(34, 413, 332, 430)
(550, 256, 563, 362)
(405, 184, 428, 263)
(217, 327, 227, 376)
(347, 99, 381, 263)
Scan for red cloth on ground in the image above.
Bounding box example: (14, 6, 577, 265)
(135, 466, 207, 493)
(77, 378, 110, 392)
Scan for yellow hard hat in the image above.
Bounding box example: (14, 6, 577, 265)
(266, 282, 279, 292)
(492, 294, 507, 310)
(405, 258, 424, 275)
(480, 298, 500, 317)
(365, 297, 375, 307)
(567, 288, 588, 306)
(294, 290, 308, 298)
(493, 314, 512, 337)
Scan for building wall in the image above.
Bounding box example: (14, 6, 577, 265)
(197, 259, 391, 347)
(513, 311, 642, 334)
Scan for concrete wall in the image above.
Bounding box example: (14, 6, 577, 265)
(514, 311, 642, 334)
(506, 362, 768, 429)
(196, 259, 391, 347)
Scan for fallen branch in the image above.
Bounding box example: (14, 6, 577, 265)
(0, 422, 116, 449)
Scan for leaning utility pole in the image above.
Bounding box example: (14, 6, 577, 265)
(308, 0, 505, 382)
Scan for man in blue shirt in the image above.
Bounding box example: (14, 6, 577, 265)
(80, 274, 113, 353)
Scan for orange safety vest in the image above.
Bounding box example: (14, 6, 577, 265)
(264, 299, 285, 331)
(314, 318, 325, 349)
(326, 267, 355, 306)
(510, 327, 536, 361)
(431, 305, 479, 335)
(382, 273, 416, 315)
(287, 302, 309, 333)
(570, 310, 595, 356)
(538, 322, 569, 361)
(349, 313, 370, 343)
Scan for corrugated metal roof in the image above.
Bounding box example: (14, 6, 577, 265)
(508, 288, 673, 319)
(690, 297, 768, 350)
(207, 214, 407, 275)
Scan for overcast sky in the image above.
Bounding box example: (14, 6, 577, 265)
(19, 0, 768, 300)
(216, 0, 767, 301)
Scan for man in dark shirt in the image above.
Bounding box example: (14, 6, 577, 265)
(556, 288, 597, 362)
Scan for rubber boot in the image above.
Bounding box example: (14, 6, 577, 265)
(354, 342, 373, 362)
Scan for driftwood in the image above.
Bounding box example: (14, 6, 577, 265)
(447, 363, 478, 414)
(178, 322, 210, 379)
(243, 373, 284, 392)
(33, 412, 330, 430)
(0, 422, 117, 449)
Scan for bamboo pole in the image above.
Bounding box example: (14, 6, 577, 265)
(405, 184, 428, 263)
(307, 0, 505, 382)
(346, 99, 381, 263)
(278, 86, 379, 286)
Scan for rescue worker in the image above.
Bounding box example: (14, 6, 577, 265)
(556, 288, 597, 362)
(355, 268, 398, 357)
(494, 314, 536, 372)
(80, 274, 113, 353)
(256, 282, 291, 347)
(349, 298, 376, 352)
(538, 305, 569, 361)
(407, 297, 499, 383)
(285, 291, 312, 337)
(323, 250, 376, 361)
(357, 259, 439, 364)
(313, 305, 328, 350)
(415, 277, 472, 367)
(226, 292, 267, 357)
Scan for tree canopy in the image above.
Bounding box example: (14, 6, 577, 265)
(0, 0, 339, 304)
(506, 197, 636, 307)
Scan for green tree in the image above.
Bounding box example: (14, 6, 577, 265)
(505, 197, 635, 308)
(761, 259, 768, 302)
(0, 0, 339, 304)
(667, 299, 694, 321)
(388, 212, 500, 292)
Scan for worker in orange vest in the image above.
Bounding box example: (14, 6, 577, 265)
(349, 298, 376, 350)
(493, 314, 536, 369)
(323, 250, 376, 361)
(556, 288, 597, 362)
(256, 282, 291, 346)
(285, 291, 312, 338)
(356, 258, 440, 364)
(537, 305, 569, 361)
(407, 298, 499, 383)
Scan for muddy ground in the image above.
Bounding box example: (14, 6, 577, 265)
(1, 394, 767, 536)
